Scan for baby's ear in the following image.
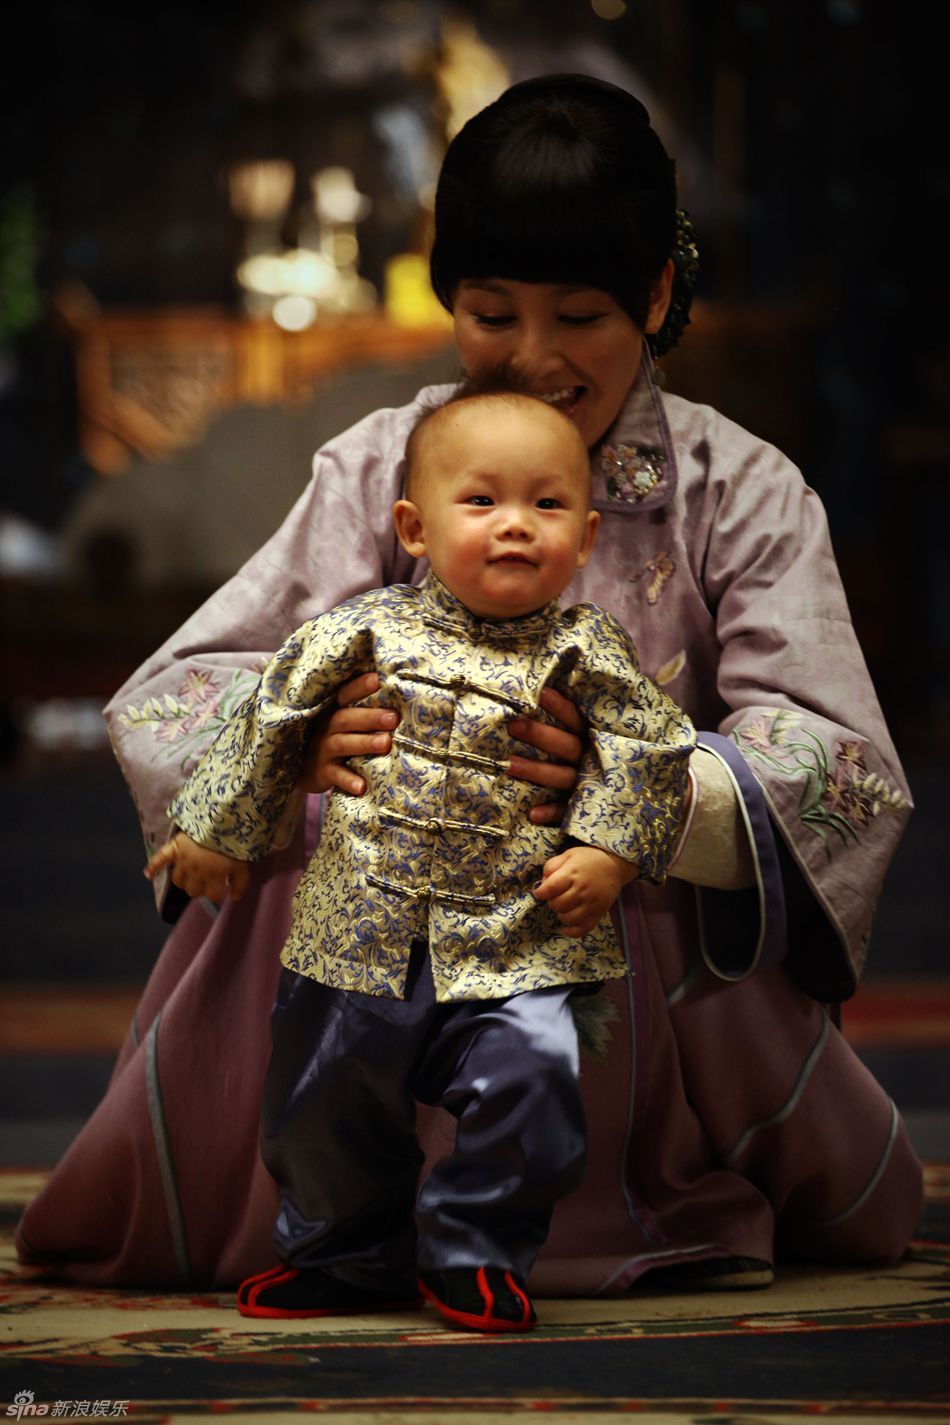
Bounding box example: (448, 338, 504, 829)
(575, 509, 600, 569)
(392, 499, 427, 558)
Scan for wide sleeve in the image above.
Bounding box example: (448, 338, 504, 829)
(104, 398, 430, 887)
(169, 602, 376, 861)
(697, 423, 911, 996)
(555, 605, 697, 882)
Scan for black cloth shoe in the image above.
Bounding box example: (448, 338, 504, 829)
(237, 1263, 423, 1319)
(419, 1266, 537, 1333)
(643, 1254, 774, 1292)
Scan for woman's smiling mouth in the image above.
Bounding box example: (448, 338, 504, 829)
(540, 386, 585, 415)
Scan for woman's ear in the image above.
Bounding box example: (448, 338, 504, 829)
(392, 499, 427, 558)
(644, 258, 674, 335)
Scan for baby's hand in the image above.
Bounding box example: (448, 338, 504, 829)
(534, 845, 638, 938)
(145, 831, 250, 903)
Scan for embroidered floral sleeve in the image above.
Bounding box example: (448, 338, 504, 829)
(734, 710, 908, 861)
(117, 668, 260, 766)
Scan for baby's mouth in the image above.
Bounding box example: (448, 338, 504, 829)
(491, 553, 536, 565)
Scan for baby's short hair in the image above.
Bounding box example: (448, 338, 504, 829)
(404, 375, 588, 501)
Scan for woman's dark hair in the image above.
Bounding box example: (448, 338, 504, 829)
(430, 73, 677, 332)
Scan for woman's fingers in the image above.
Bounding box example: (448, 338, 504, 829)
(508, 690, 585, 814)
(537, 685, 585, 734)
(528, 799, 568, 827)
(507, 753, 576, 790)
(301, 696, 398, 795)
(508, 716, 583, 767)
(508, 690, 585, 795)
(336, 671, 382, 707)
(322, 727, 395, 760)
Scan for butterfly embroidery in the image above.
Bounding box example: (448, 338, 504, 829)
(631, 551, 675, 605)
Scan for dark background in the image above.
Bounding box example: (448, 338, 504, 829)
(1, 0, 947, 995)
(3, 0, 949, 738)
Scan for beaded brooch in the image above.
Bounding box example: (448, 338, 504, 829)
(601, 443, 666, 502)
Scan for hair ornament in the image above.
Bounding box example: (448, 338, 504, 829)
(648, 209, 700, 358)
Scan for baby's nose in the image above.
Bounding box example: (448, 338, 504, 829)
(499, 507, 533, 537)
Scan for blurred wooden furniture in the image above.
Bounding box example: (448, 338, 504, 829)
(67, 308, 454, 475)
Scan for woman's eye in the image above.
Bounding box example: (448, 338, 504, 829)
(560, 314, 601, 327)
(472, 313, 513, 328)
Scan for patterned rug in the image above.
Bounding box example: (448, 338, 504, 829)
(2, 1166, 949, 1423)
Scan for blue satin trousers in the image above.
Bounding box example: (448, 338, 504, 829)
(260, 943, 587, 1293)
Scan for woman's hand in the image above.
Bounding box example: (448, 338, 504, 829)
(507, 686, 585, 825)
(300, 672, 398, 796)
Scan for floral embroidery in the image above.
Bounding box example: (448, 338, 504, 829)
(654, 649, 686, 687)
(601, 444, 665, 502)
(734, 710, 908, 859)
(118, 668, 257, 772)
(645, 553, 675, 604)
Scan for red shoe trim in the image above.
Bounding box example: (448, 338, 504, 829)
(418, 1276, 535, 1334)
(236, 1262, 292, 1306)
(237, 1267, 424, 1321)
(240, 1266, 298, 1316)
(503, 1269, 533, 1327)
(475, 1265, 494, 1322)
(238, 1297, 337, 1320)
(238, 1296, 423, 1320)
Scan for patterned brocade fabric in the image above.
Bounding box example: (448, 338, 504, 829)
(170, 574, 695, 1002)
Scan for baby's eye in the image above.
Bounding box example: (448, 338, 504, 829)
(536, 497, 562, 509)
(467, 494, 494, 506)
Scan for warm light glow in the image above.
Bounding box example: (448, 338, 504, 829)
(272, 294, 318, 331)
(237, 249, 338, 298)
(311, 167, 371, 225)
(385, 253, 452, 328)
(228, 160, 295, 221)
(437, 17, 510, 138)
(234, 165, 376, 325)
(591, 0, 627, 17)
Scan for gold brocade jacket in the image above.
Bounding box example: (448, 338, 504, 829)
(170, 573, 695, 1002)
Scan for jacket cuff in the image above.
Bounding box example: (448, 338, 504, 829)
(692, 731, 787, 980)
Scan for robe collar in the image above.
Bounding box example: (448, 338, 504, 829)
(418, 569, 562, 641)
(590, 346, 678, 516)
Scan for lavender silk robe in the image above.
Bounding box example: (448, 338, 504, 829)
(16, 353, 923, 1291)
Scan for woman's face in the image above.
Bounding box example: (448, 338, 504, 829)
(452, 276, 668, 449)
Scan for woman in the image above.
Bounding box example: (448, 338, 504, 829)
(16, 74, 922, 1295)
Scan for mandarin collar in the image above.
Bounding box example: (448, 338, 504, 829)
(590, 347, 677, 515)
(418, 570, 562, 640)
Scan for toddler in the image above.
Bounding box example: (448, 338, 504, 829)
(147, 387, 695, 1331)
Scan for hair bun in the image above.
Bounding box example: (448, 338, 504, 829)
(503, 73, 651, 128)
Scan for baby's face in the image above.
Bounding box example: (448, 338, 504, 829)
(404, 399, 599, 620)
